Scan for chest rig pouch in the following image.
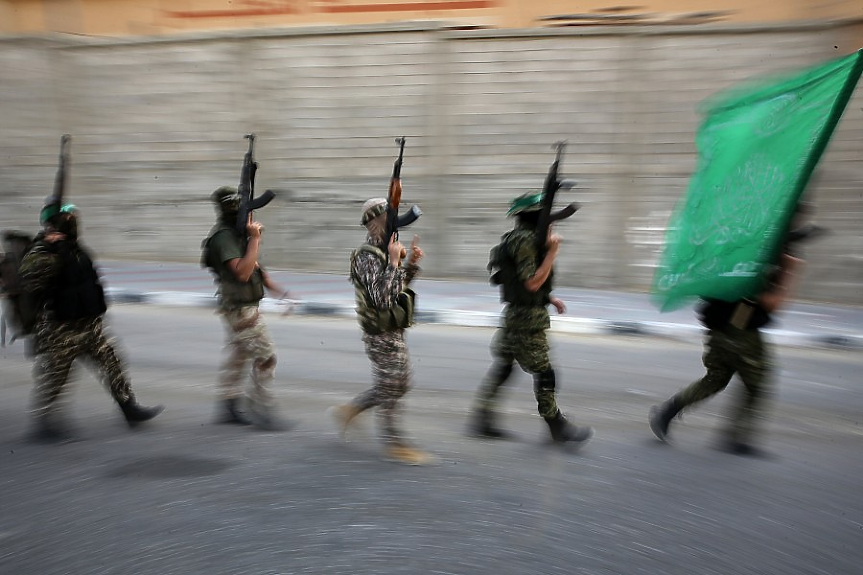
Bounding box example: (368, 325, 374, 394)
(350, 244, 416, 334)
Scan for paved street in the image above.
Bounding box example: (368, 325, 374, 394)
(1, 305, 861, 575)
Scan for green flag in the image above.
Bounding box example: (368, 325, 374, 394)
(652, 50, 863, 311)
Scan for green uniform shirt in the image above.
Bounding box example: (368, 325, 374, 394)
(208, 227, 245, 264)
(204, 225, 264, 308)
(500, 227, 552, 331)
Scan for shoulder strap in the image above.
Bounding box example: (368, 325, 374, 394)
(355, 244, 387, 260)
(350, 244, 387, 285)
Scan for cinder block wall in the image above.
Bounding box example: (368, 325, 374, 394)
(1, 22, 861, 304)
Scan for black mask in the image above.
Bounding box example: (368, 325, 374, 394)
(55, 213, 78, 241)
(517, 211, 540, 229)
(218, 196, 240, 225)
(220, 209, 239, 226)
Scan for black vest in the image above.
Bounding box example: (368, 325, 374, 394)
(48, 241, 107, 321)
(488, 230, 552, 307)
(698, 298, 771, 331)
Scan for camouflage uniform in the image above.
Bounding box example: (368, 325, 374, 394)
(650, 298, 774, 451)
(475, 227, 559, 419)
(471, 192, 592, 444)
(203, 223, 277, 411)
(30, 315, 132, 416)
(678, 326, 771, 443)
(348, 235, 420, 444)
(217, 305, 277, 408)
(20, 237, 159, 430)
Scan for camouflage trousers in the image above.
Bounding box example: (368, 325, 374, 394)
(353, 330, 412, 444)
(31, 316, 133, 418)
(218, 305, 277, 408)
(475, 326, 559, 419)
(676, 327, 773, 443)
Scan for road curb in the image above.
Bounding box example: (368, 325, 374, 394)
(105, 289, 862, 351)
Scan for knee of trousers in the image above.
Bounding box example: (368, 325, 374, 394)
(533, 369, 556, 392)
(378, 376, 410, 400)
(533, 369, 558, 415)
(255, 354, 277, 370)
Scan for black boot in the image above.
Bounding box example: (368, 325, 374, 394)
(218, 397, 253, 425)
(468, 408, 514, 440)
(544, 411, 593, 445)
(648, 396, 681, 442)
(119, 399, 164, 428)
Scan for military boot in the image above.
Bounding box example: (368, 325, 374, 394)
(218, 397, 253, 425)
(119, 399, 164, 428)
(328, 403, 363, 438)
(648, 396, 682, 442)
(468, 408, 514, 440)
(544, 411, 593, 446)
(383, 443, 437, 466)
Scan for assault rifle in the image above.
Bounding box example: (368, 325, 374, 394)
(772, 200, 828, 263)
(235, 133, 275, 235)
(44, 134, 71, 212)
(785, 223, 827, 254)
(758, 215, 828, 301)
(385, 137, 422, 252)
(535, 141, 579, 253)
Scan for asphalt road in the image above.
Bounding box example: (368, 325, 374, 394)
(1, 305, 861, 575)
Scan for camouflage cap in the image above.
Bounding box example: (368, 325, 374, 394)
(506, 192, 543, 217)
(361, 197, 388, 226)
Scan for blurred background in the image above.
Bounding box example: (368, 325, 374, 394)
(1, 0, 861, 304)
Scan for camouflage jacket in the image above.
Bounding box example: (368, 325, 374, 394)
(350, 236, 420, 334)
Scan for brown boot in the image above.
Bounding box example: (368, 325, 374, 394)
(328, 404, 363, 438)
(383, 443, 437, 466)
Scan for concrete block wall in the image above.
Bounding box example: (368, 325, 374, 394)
(1, 21, 861, 305)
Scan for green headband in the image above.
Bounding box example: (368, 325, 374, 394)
(506, 192, 543, 217)
(40, 202, 77, 225)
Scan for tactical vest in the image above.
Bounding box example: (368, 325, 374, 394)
(349, 244, 416, 335)
(48, 242, 108, 322)
(488, 230, 552, 307)
(698, 298, 771, 331)
(202, 225, 264, 307)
